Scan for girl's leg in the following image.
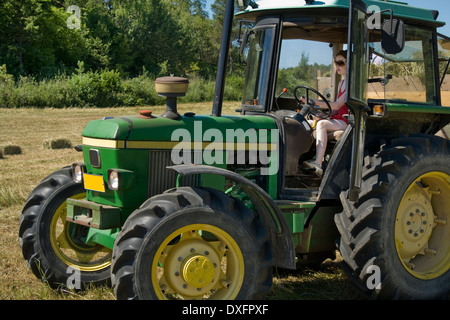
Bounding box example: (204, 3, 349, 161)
(315, 119, 347, 165)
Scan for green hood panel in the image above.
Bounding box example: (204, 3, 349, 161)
(82, 114, 278, 142)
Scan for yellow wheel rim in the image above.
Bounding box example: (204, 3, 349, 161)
(152, 224, 245, 300)
(395, 171, 450, 280)
(49, 193, 112, 272)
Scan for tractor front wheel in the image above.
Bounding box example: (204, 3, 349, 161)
(111, 187, 273, 300)
(19, 167, 112, 289)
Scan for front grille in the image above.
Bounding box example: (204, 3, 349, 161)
(147, 150, 199, 197)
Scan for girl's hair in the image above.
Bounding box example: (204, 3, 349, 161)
(336, 50, 347, 59)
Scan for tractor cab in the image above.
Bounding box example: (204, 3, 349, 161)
(237, 4, 353, 199)
(236, 0, 448, 200)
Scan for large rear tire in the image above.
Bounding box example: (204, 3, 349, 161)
(19, 167, 112, 289)
(335, 135, 450, 299)
(111, 186, 273, 300)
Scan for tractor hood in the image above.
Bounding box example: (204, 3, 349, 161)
(82, 113, 278, 147)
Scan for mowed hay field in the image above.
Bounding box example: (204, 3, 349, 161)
(0, 104, 361, 300)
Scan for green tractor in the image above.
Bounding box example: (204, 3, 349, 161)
(19, 0, 449, 299)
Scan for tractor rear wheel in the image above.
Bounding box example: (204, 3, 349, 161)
(19, 167, 112, 289)
(335, 135, 450, 299)
(111, 186, 273, 300)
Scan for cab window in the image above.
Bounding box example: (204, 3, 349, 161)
(368, 25, 436, 104)
(437, 34, 450, 106)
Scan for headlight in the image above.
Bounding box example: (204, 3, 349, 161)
(108, 170, 120, 190)
(107, 169, 135, 191)
(72, 163, 86, 183)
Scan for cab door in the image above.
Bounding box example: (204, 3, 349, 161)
(346, 0, 371, 201)
(346, 0, 406, 201)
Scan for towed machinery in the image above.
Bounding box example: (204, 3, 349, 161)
(19, 0, 449, 299)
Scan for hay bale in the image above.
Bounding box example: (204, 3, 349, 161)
(3, 144, 22, 155)
(43, 138, 73, 149)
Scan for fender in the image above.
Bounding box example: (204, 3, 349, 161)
(168, 164, 296, 270)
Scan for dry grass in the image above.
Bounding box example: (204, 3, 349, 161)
(0, 103, 361, 300)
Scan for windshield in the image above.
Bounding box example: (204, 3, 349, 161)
(242, 26, 275, 111)
(276, 40, 333, 100)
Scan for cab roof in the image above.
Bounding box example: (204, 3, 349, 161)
(236, 0, 445, 28)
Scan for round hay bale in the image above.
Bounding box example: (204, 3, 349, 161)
(43, 138, 72, 149)
(3, 144, 22, 155)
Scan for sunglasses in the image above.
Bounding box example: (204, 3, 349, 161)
(335, 60, 346, 67)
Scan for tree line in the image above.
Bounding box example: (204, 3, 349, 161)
(0, 0, 251, 108)
(0, 0, 235, 80)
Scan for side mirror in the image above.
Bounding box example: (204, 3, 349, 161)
(367, 8, 405, 55)
(381, 18, 405, 54)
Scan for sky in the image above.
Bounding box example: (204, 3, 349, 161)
(406, 0, 450, 34)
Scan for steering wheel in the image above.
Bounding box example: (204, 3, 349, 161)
(293, 85, 332, 120)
